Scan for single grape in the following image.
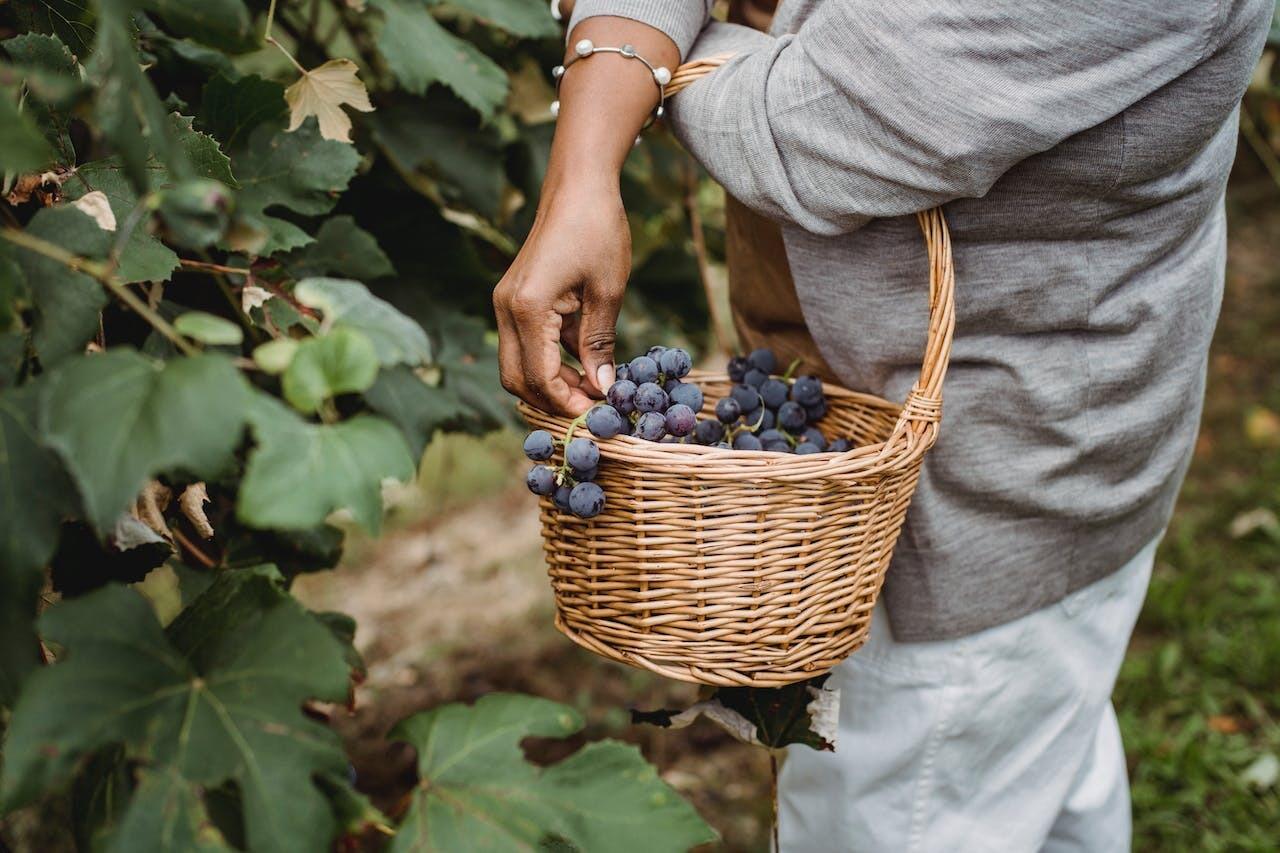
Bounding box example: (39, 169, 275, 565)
(727, 356, 749, 383)
(607, 379, 638, 415)
(730, 383, 762, 415)
(829, 438, 853, 453)
(565, 437, 600, 472)
(715, 396, 742, 423)
(634, 382, 669, 413)
(663, 377, 683, 394)
(569, 482, 606, 518)
(646, 345, 668, 361)
(758, 428, 787, 444)
(523, 430, 555, 461)
(760, 378, 790, 409)
(629, 355, 660, 385)
(801, 426, 828, 450)
(658, 347, 692, 379)
(694, 418, 725, 445)
(795, 441, 822, 455)
(805, 398, 829, 421)
(526, 465, 557, 496)
(732, 432, 763, 451)
(758, 429, 791, 452)
(553, 484, 573, 511)
(586, 405, 626, 439)
(778, 401, 808, 432)
(634, 411, 667, 441)
(744, 368, 769, 389)
(668, 382, 704, 412)
(755, 408, 776, 433)
(575, 466, 598, 482)
(715, 441, 731, 448)
(665, 403, 697, 437)
(747, 348, 778, 375)
(615, 362, 632, 382)
(791, 375, 824, 407)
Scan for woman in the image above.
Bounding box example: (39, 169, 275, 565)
(493, 1, 1272, 849)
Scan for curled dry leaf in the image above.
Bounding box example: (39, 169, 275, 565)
(133, 480, 173, 540)
(285, 58, 374, 144)
(6, 167, 74, 205)
(241, 283, 273, 312)
(179, 482, 215, 538)
(71, 190, 118, 231)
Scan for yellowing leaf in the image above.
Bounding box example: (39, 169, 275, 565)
(70, 190, 117, 231)
(284, 59, 374, 143)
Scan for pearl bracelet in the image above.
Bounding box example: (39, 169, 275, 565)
(550, 39, 672, 145)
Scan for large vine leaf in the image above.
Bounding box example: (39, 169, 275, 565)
(238, 393, 415, 533)
(284, 215, 396, 281)
(98, 767, 234, 852)
(363, 364, 471, 458)
(0, 567, 354, 853)
(371, 0, 508, 118)
(295, 277, 432, 367)
(281, 327, 380, 413)
(447, 0, 560, 38)
(0, 382, 78, 704)
(228, 118, 360, 255)
(198, 73, 286, 151)
(389, 693, 716, 852)
(3, 32, 82, 166)
(39, 350, 251, 532)
(142, 0, 255, 53)
(13, 205, 109, 367)
(63, 113, 235, 284)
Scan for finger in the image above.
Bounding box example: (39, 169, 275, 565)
(577, 278, 623, 395)
(495, 295, 534, 405)
(515, 298, 595, 416)
(560, 311, 581, 360)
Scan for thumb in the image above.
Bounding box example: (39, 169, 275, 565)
(577, 279, 623, 395)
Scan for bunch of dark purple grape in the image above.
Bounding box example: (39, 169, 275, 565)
(523, 427, 606, 519)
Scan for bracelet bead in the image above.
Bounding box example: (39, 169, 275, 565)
(574, 39, 594, 57)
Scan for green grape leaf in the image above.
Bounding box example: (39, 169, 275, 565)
(447, 0, 560, 38)
(0, 249, 27, 338)
(281, 327, 380, 413)
(98, 767, 234, 852)
(198, 74, 286, 151)
(39, 350, 251, 533)
(294, 277, 432, 367)
(389, 694, 716, 853)
(13, 206, 109, 367)
(369, 96, 504, 219)
(0, 94, 56, 172)
(284, 215, 396, 281)
(0, 567, 354, 853)
(63, 112, 235, 284)
(12, 0, 96, 58)
(3, 33, 82, 165)
(173, 311, 243, 345)
(371, 0, 508, 118)
(0, 382, 78, 704)
(141, 0, 255, 53)
(94, 0, 191, 190)
(363, 364, 471, 458)
(238, 394, 414, 533)
(228, 118, 360, 256)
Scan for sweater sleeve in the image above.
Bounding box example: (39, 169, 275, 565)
(567, 0, 715, 60)
(663, 1, 1225, 235)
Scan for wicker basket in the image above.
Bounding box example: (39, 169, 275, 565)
(519, 207, 954, 687)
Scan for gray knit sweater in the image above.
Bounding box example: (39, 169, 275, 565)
(570, 0, 1272, 640)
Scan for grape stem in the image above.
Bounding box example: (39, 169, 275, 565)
(781, 358, 802, 382)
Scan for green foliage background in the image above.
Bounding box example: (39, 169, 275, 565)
(0, 0, 715, 849)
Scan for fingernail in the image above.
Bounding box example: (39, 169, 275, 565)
(596, 364, 615, 389)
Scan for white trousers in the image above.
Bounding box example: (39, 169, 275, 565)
(778, 538, 1157, 853)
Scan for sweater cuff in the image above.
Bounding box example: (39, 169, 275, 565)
(567, 0, 714, 60)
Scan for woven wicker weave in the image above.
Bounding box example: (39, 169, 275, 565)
(517, 56, 956, 688)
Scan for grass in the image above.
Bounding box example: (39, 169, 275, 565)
(1116, 197, 1280, 850)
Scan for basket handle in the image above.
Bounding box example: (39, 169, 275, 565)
(668, 55, 956, 449)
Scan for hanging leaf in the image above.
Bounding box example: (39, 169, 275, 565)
(225, 119, 360, 255)
(284, 58, 375, 144)
(447, 0, 560, 38)
(140, 0, 256, 53)
(389, 693, 716, 852)
(40, 350, 252, 533)
(12, 206, 109, 367)
(281, 327, 380, 413)
(363, 365, 472, 457)
(198, 74, 287, 151)
(371, 0, 509, 118)
(173, 311, 243, 345)
(238, 394, 414, 533)
(283, 215, 396, 281)
(0, 567, 356, 853)
(295, 277, 432, 367)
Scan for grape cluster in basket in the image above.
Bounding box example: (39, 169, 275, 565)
(523, 345, 855, 519)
